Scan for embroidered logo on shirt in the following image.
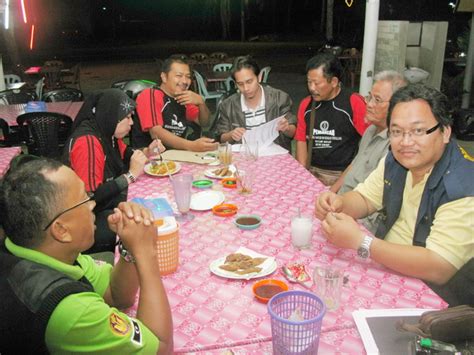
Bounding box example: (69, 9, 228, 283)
(131, 319, 143, 346)
(109, 313, 131, 336)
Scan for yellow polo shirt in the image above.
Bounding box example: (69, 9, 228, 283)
(355, 157, 474, 269)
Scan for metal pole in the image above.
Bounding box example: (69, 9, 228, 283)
(359, 0, 380, 95)
(461, 13, 474, 109)
(240, 0, 245, 42)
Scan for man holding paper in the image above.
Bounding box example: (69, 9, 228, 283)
(214, 56, 296, 151)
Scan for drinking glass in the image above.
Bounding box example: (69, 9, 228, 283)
(312, 266, 343, 310)
(240, 139, 259, 162)
(218, 142, 232, 166)
(236, 169, 254, 194)
(171, 174, 194, 222)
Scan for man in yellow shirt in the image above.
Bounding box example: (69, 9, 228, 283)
(315, 84, 473, 303)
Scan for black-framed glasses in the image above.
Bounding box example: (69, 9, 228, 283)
(365, 93, 389, 105)
(43, 192, 95, 231)
(388, 123, 441, 139)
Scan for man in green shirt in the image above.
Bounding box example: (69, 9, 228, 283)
(0, 158, 173, 354)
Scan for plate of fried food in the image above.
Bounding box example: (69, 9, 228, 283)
(209, 247, 277, 280)
(204, 165, 236, 179)
(144, 160, 181, 177)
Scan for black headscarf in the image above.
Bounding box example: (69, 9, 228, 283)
(67, 89, 136, 176)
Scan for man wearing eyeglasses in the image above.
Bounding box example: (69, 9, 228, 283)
(315, 84, 474, 304)
(330, 71, 407, 232)
(0, 159, 173, 353)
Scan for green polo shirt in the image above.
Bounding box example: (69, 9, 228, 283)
(5, 238, 159, 354)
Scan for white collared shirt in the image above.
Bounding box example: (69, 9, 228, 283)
(241, 85, 266, 129)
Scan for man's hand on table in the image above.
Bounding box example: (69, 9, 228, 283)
(315, 191, 344, 220)
(321, 212, 364, 250)
(190, 137, 218, 152)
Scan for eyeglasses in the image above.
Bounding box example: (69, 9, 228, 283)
(43, 192, 95, 231)
(388, 123, 441, 139)
(365, 93, 389, 105)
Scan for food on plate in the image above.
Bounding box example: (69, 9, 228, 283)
(148, 161, 176, 175)
(219, 253, 266, 275)
(212, 166, 232, 177)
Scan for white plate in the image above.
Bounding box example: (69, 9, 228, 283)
(210, 247, 277, 280)
(144, 161, 181, 177)
(190, 190, 225, 211)
(210, 256, 277, 280)
(204, 165, 236, 179)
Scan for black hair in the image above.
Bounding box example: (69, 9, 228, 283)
(161, 56, 190, 74)
(231, 55, 260, 80)
(1, 158, 64, 247)
(387, 84, 452, 129)
(305, 53, 343, 81)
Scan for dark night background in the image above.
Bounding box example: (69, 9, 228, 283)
(1, 0, 470, 58)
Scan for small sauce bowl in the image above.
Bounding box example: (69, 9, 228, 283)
(253, 279, 289, 303)
(212, 203, 238, 217)
(234, 214, 262, 230)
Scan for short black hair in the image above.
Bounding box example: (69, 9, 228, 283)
(387, 84, 452, 129)
(306, 53, 343, 81)
(231, 55, 260, 80)
(161, 56, 190, 74)
(1, 158, 64, 247)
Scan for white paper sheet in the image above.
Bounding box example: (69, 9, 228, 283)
(242, 115, 285, 148)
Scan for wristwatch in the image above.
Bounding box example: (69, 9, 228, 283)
(357, 235, 373, 259)
(124, 171, 137, 184)
(118, 241, 136, 263)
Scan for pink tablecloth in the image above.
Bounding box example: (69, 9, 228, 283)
(0, 101, 83, 126)
(0, 147, 21, 176)
(127, 153, 446, 354)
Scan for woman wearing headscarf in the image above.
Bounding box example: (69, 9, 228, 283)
(63, 89, 164, 253)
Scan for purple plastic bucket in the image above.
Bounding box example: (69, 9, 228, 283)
(268, 290, 326, 354)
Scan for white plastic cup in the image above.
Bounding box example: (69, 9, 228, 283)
(291, 216, 313, 249)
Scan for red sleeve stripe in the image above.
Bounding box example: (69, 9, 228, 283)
(85, 135, 97, 191)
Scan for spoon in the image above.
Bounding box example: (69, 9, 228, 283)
(281, 266, 312, 289)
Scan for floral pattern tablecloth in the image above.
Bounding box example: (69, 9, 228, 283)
(127, 152, 446, 354)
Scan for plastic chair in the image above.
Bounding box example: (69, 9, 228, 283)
(4, 74, 21, 86)
(42, 88, 84, 102)
(192, 70, 224, 106)
(213, 63, 232, 72)
(0, 90, 36, 104)
(16, 112, 72, 158)
(259, 66, 272, 83)
(0, 118, 21, 147)
(0, 118, 10, 147)
(61, 63, 81, 90)
(35, 78, 45, 101)
(41, 66, 63, 89)
(209, 52, 228, 60)
(190, 53, 208, 62)
(43, 60, 64, 68)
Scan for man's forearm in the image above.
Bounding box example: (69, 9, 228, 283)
(106, 259, 140, 309)
(135, 254, 173, 354)
(295, 141, 307, 167)
(370, 237, 457, 284)
(283, 124, 296, 138)
(150, 126, 192, 151)
(197, 103, 211, 127)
